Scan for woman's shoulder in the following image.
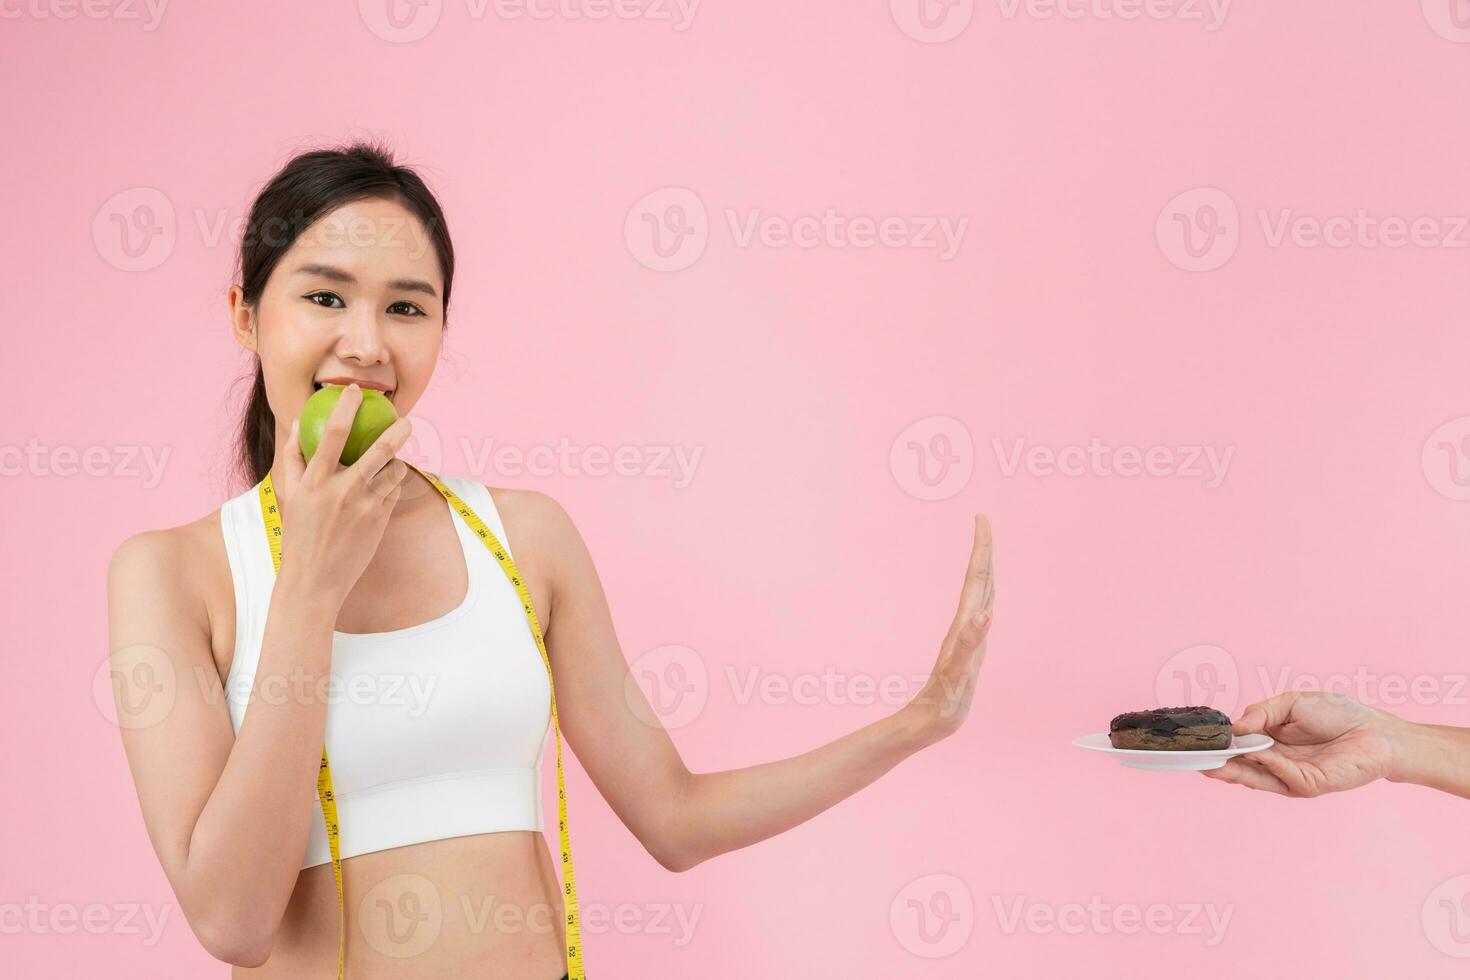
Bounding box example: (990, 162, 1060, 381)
(110, 505, 234, 626)
(478, 482, 562, 517)
(469, 483, 587, 609)
(111, 504, 227, 578)
(471, 482, 574, 547)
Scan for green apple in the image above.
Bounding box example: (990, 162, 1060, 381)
(299, 383, 398, 466)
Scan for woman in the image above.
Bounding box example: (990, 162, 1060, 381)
(107, 141, 997, 978)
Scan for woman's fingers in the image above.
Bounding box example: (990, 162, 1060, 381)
(1201, 757, 1292, 795)
(280, 417, 303, 473)
(272, 417, 305, 515)
(958, 513, 994, 621)
(366, 457, 412, 501)
(352, 415, 414, 482)
(1244, 747, 1312, 795)
(305, 383, 363, 479)
(1232, 692, 1300, 736)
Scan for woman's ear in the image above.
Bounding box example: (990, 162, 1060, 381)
(228, 284, 257, 353)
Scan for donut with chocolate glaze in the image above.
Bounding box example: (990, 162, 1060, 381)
(1108, 706, 1232, 751)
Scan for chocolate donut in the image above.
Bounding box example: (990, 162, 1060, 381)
(1108, 706, 1232, 751)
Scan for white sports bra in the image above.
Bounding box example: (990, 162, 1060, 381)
(217, 474, 551, 870)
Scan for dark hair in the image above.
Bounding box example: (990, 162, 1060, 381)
(232, 140, 454, 489)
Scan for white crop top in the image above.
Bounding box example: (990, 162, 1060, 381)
(217, 474, 551, 870)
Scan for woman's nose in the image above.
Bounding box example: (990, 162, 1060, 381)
(336, 309, 390, 363)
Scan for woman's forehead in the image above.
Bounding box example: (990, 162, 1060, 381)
(286, 201, 440, 283)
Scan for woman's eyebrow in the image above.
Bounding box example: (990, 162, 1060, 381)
(292, 262, 438, 298)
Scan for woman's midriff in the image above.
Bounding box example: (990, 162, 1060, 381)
(232, 829, 569, 979)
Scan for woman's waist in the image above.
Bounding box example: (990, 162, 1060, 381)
(245, 832, 567, 979)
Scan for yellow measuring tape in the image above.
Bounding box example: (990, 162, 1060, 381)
(256, 464, 586, 979)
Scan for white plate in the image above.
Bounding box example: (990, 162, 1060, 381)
(1072, 732, 1274, 771)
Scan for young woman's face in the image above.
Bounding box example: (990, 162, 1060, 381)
(231, 195, 445, 437)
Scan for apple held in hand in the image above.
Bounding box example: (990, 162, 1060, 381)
(299, 383, 398, 466)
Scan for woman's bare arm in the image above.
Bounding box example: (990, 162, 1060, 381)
(527, 491, 992, 873)
(109, 525, 339, 966)
(1393, 722, 1470, 799)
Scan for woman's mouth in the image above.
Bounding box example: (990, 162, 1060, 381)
(313, 380, 394, 402)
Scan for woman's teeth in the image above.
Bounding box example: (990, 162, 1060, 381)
(312, 381, 393, 400)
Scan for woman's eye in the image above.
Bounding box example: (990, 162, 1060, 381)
(303, 292, 424, 316)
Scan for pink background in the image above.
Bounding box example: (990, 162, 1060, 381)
(5, 1, 1470, 976)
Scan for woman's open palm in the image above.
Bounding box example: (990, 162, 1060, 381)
(909, 514, 995, 744)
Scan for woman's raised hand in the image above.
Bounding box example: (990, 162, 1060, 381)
(273, 384, 415, 606)
(906, 514, 995, 745)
